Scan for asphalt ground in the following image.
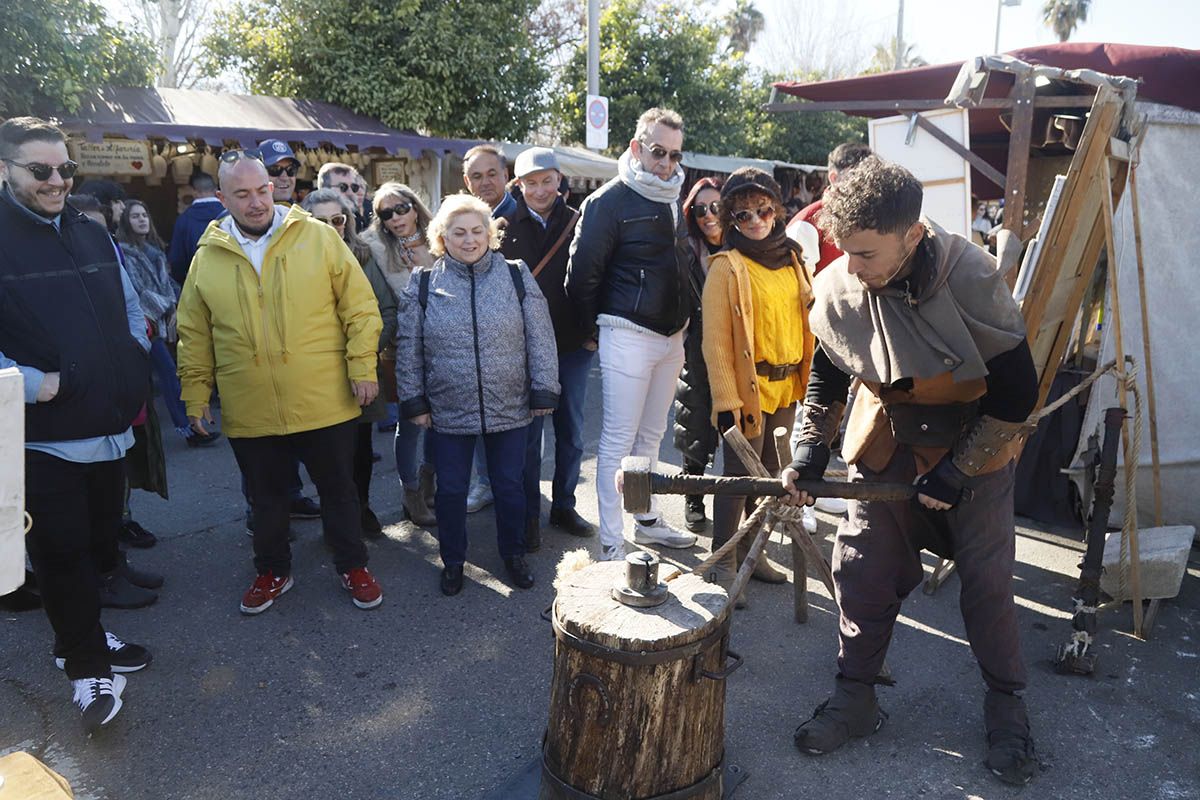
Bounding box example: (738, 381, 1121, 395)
(2, 364, 1199, 800)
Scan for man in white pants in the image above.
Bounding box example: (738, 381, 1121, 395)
(566, 108, 698, 560)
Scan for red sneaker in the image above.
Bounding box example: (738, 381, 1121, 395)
(341, 567, 383, 609)
(240, 572, 293, 615)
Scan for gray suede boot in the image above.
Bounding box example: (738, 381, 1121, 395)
(984, 689, 1037, 785)
(794, 675, 887, 755)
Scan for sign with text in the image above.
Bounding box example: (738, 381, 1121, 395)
(76, 139, 152, 176)
(586, 95, 608, 151)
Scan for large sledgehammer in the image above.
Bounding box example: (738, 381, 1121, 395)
(620, 456, 917, 514)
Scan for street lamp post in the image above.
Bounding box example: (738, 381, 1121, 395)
(995, 0, 1022, 54)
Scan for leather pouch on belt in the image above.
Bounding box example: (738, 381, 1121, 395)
(886, 402, 978, 449)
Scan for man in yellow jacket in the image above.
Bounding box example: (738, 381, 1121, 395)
(176, 151, 385, 614)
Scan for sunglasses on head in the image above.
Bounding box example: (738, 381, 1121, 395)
(693, 201, 720, 219)
(376, 201, 413, 221)
(732, 206, 776, 224)
(3, 158, 78, 182)
(638, 139, 683, 164)
(336, 182, 363, 194)
(218, 148, 263, 164)
(315, 213, 348, 228)
(266, 164, 297, 178)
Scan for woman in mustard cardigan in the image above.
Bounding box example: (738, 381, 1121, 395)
(701, 167, 815, 594)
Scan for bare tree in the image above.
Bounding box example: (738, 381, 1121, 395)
(131, 0, 216, 88)
(751, 0, 872, 79)
(531, 0, 587, 73)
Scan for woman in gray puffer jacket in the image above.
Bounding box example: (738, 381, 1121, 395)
(396, 194, 559, 597)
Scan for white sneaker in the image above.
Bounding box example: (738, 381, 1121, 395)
(73, 673, 127, 733)
(601, 543, 627, 562)
(815, 497, 849, 514)
(633, 517, 698, 549)
(801, 505, 818, 534)
(56, 631, 151, 673)
(466, 483, 494, 513)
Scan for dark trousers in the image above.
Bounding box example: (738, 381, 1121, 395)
(353, 422, 373, 506)
(524, 347, 594, 520)
(229, 420, 367, 576)
(24, 451, 124, 679)
(241, 459, 305, 514)
(711, 404, 796, 548)
(431, 425, 527, 567)
(835, 449, 1027, 693)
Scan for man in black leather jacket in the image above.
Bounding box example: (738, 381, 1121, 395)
(565, 107, 699, 561)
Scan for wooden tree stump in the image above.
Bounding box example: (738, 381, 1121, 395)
(542, 561, 734, 800)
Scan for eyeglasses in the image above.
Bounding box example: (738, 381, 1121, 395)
(266, 164, 297, 178)
(219, 148, 263, 164)
(376, 202, 413, 221)
(3, 158, 79, 182)
(336, 182, 363, 194)
(732, 206, 776, 224)
(693, 201, 720, 219)
(315, 213, 348, 228)
(638, 139, 683, 164)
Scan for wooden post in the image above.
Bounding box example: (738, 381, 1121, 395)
(1099, 155, 1145, 637)
(1129, 162, 1164, 527)
(772, 427, 807, 623)
(1000, 72, 1037, 284)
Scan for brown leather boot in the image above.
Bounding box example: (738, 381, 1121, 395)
(738, 533, 788, 584)
(418, 464, 436, 508)
(984, 690, 1037, 785)
(403, 486, 437, 527)
(794, 676, 887, 755)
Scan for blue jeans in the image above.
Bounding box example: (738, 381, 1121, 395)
(149, 338, 189, 430)
(472, 440, 491, 489)
(525, 347, 594, 517)
(430, 426, 527, 567)
(393, 418, 433, 485)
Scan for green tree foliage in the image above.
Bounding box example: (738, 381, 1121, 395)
(0, 0, 158, 117)
(202, 0, 547, 140)
(551, 0, 752, 155)
(723, 0, 764, 55)
(551, 0, 863, 162)
(1042, 0, 1092, 42)
(865, 37, 928, 74)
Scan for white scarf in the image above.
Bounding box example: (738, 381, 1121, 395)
(617, 148, 684, 213)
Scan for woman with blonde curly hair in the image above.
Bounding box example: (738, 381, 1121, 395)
(395, 194, 559, 596)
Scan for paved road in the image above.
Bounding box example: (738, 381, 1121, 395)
(3, 367, 1199, 799)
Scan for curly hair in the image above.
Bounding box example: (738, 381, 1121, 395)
(427, 193, 504, 257)
(819, 156, 923, 242)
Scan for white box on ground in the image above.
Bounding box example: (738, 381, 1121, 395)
(1099, 525, 1195, 601)
(0, 367, 25, 594)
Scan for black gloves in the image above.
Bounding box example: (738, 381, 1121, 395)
(786, 443, 831, 482)
(914, 454, 970, 509)
(716, 411, 737, 432)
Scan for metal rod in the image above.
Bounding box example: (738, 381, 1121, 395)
(586, 0, 599, 98)
(647, 472, 915, 502)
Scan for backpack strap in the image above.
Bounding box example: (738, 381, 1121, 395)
(418, 269, 431, 312)
(508, 261, 525, 304)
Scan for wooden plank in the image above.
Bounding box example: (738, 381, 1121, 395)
(761, 95, 1094, 115)
(1001, 75, 1037, 252)
(1100, 155, 1145, 638)
(911, 113, 1007, 190)
(1130, 163, 1164, 527)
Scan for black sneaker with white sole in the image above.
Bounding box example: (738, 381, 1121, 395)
(56, 631, 152, 673)
(73, 673, 126, 733)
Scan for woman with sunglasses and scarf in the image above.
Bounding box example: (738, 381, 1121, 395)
(672, 177, 724, 534)
(301, 189, 395, 538)
(701, 167, 815, 603)
(362, 182, 439, 527)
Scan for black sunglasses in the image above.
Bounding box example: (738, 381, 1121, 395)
(315, 213, 348, 228)
(4, 158, 78, 182)
(693, 201, 720, 218)
(219, 148, 263, 164)
(638, 139, 683, 164)
(336, 182, 363, 194)
(733, 206, 776, 224)
(266, 164, 297, 178)
(376, 201, 413, 221)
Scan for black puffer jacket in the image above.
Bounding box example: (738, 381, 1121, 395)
(672, 240, 717, 469)
(565, 178, 693, 337)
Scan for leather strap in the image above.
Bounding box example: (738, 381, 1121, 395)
(754, 360, 803, 381)
(531, 210, 580, 279)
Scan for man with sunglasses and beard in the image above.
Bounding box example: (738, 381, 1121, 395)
(780, 157, 1039, 786)
(565, 107, 698, 561)
(177, 150, 385, 615)
(0, 117, 153, 732)
(317, 162, 371, 231)
(261, 139, 301, 205)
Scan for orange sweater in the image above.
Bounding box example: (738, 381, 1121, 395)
(700, 248, 814, 441)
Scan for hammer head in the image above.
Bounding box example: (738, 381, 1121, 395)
(621, 456, 653, 514)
